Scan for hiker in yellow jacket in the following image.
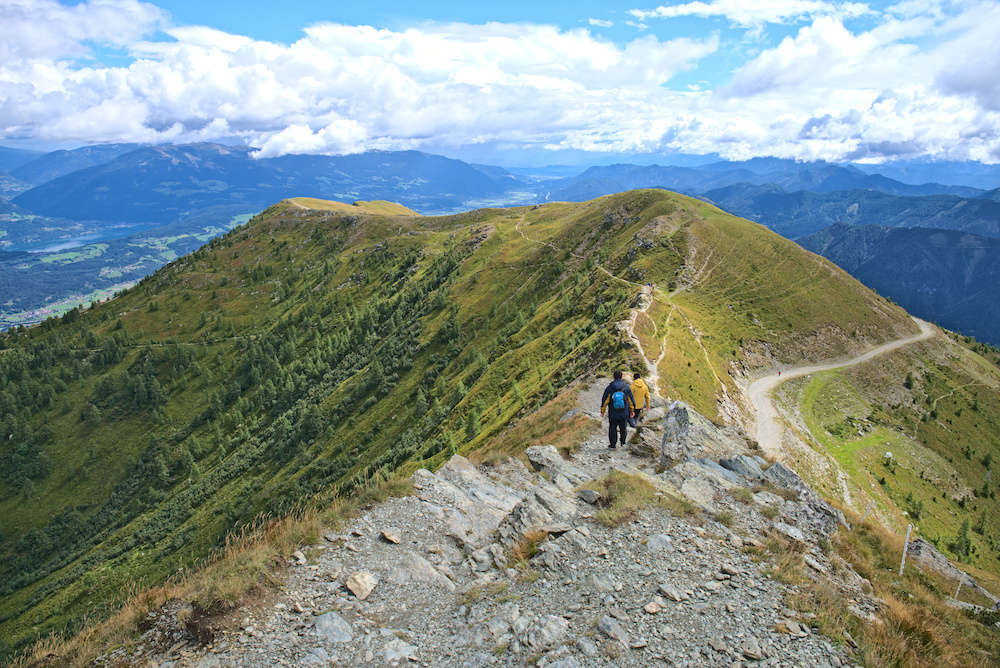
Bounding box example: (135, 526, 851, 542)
(630, 372, 651, 425)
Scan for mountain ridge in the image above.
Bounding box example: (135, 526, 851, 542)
(0, 189, 917, 653)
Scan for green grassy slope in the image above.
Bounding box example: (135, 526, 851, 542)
(0, 190, 961, 656)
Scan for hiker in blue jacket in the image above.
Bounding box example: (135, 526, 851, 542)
(600, 370, 635, 449)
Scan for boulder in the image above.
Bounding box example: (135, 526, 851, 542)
(597, 616, 630, 648)
(763, 462, 804, 490)
(525, 445, 589, 485)
(661, 402, 747, 467)
(386, 551, 455, 591)
(345, 571, 378, 600)
(719, 455, 764, 479)
(422, 455, 523, 550)
(315, 611, 353, 642)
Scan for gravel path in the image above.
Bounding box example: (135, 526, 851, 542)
(749, 317, 934, 458)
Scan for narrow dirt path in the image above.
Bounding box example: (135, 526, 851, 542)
(749, 317, 934, 458)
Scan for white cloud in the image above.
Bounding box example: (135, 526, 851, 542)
(931, 2, 1000, 111)
(629, 0, 871, 27)
(1, 0, 1000, 163)
(0, 15, 719, 153)
(589, 18, 614, 27)
(0, 0, 164, 64)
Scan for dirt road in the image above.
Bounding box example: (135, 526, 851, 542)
(750, 318, 934, 458)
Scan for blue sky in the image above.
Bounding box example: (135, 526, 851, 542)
(2, 0, 1000, 165)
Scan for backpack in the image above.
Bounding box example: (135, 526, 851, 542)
(611, 389, 626, 410)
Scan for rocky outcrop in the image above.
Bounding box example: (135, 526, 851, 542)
(660, 401, 749, 466)
(101, 400, 904, 668)
(908, 538, 999, 606)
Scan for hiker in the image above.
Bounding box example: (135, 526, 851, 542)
(630, 372, 651, 427)
(600, 370, 635, 449)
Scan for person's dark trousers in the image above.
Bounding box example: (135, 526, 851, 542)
(609, 418, 627, 448)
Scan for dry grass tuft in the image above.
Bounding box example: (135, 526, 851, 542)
(472, 384, 596, 464)
(823, 512, 1000, 668)
(9, 476, 409, 668)
(508, 530, 549, 566)
(580, 471, 688, 527)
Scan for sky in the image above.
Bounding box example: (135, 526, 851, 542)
(2, 0, 1000, 165)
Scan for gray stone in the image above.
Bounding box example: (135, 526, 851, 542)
(538, 523, 573, 535)
(597, 615, 630, 648)
(772, 522, 807, 546)
(646, 534, 674, 552)
(709, 637, 728, 652)
(693, 458, 743, 484)
(804, 555, 828, 574)
(576, 489, 602, 504)
(658, 584, 687, 601)
(378, 638, 418, 662)
(487, 603, 520, 637)
(432, 455, 523, 550)
(387, 550, 455, 591)
(526, 444, 590, 485)
(584, 572, 618, 592)
(763, 462, 803, 490)
(522, 615, 569, 650)
(302, 647, 330, 664)
(315, 612, 353, 642)
(576, 637, 599, 657)
(548, 658, 582, 668)
(661, 401, 747, 466)
(381, 528, 401, 544)
(753, 491, 784, 507)
(719, 455, 764, 479)
(741, 638, 762, 660)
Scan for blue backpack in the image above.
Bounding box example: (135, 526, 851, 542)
(611, 389, 626, 410)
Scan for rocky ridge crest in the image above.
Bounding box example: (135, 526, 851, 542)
(103, 381, 901, 668)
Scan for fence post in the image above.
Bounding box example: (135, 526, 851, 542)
(859, 501, 876, 526)
(899, 524, 913, 576)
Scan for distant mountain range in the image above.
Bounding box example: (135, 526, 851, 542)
(1, 142, 1000, 342)
(799, 223, 1000, 345)
(547, 160, 984, 202)
(11, 143, 520, 225)
(701, 184, 1000, 239)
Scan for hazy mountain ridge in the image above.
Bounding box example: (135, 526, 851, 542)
(702, 183, 1000, 239)
(0, 147, 44, 174)
(2, 143, 1000, 351)
(11, 144, 524, 225)
(798, 223, 1000, 345)
(9, 144, 145, 187)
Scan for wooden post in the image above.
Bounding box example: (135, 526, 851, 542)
(899, 524, 913, 575)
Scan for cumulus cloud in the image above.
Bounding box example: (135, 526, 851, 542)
(629, 0, 870, 28)
(0, 0, 165, 63)
(1, 0, 1000, 163)
(0, 13, 719, 154)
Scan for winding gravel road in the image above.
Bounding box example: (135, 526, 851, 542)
(750, 317, 934, 458)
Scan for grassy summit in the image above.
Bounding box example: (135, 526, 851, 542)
(0, 189, 983, 658)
